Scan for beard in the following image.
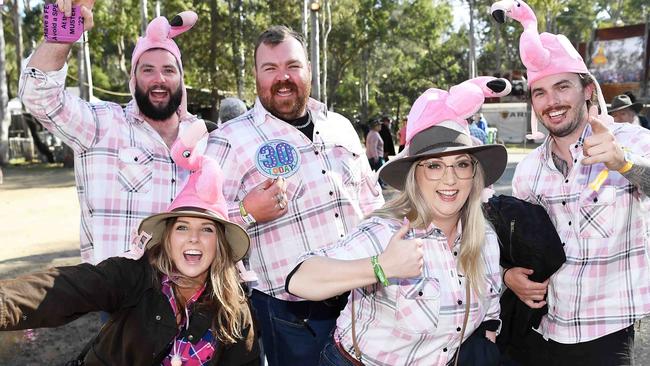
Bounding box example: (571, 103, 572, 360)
(135, 83, 183, 121)
(536, 103, 586, 138)
(257, 78, 311, 121)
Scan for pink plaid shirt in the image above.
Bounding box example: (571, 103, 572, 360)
(298, 217, 501, 365)
(206, 98, 384, 300)
(19, 64, 202, 264)
(512, 122, 650, 343)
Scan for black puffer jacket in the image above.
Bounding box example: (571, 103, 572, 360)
(483, 195, 566, 350)
(0, 255, 259, 365)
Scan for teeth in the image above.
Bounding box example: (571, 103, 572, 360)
(184, 249, 202, 255)
(548, 110, 566, 117)
(438, 190, 457, 196)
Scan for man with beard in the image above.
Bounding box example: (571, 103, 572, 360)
(207, 26, 384, 365)
(19, 0, 203, 265)
(491, 0, 650, 364)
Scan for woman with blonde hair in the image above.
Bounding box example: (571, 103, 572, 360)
(0, 122, 259, 365)
(286, 77, 511, 365)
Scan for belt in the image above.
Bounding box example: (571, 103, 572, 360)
(334, 338, 364, 366)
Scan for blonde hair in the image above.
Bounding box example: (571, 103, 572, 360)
(372, 156, 487, 295)
(148, 218, 252, 344)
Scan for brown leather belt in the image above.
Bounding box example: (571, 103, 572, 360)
(334, 339, 364, 366)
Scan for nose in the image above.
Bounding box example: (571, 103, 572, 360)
(188, 229, 199, 243)
(152, 70, 166, 84)
(441, 165, 457, 184)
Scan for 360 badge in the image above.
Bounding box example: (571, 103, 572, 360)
(254, 140, 301, 179)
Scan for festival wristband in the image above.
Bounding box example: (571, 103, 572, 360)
(44, 4, 84, 43)
(618, 149, 634, 174)
(239, 200, 256, 225)
(371, 255, 390, 286)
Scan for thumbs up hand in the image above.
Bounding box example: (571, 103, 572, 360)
(582, 106, 626, 171)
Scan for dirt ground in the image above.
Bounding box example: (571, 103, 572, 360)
(0, 165, 100, 365)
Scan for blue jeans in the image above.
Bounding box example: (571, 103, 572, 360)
(250, 289, 345, 366)
(319, 338, 358, 366)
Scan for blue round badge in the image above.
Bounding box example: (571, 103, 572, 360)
(254, 140, 301, 179)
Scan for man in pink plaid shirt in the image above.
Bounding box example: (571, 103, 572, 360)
(206, 26, 384, 365)
(19, 2, 203, 265)
(492, 0, 650, 364)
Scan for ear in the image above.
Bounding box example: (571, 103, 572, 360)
(583, 81, 595, 102)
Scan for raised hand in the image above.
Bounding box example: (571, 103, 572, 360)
(583, 106, 626, 171)
(378, 219, 424, 279)
(56, 0, 95, 31)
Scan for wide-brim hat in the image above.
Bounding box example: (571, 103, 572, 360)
(379, 124, 507, 191)
(138, 206, 250, 262)
(609, 94, 643, 114)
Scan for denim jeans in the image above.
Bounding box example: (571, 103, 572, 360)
(319, 338, 358, 366)
(250, 289, 345, 366)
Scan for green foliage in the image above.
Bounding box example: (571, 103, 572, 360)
(4, 0, 648, 115)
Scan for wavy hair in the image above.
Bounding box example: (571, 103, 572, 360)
(372, 155, 488, 295)
(148, 218, 252, 344)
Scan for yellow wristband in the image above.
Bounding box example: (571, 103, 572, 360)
(618, 160, 633, 174)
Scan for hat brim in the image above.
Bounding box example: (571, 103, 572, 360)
(609, 102, 643, 114)
(138, 210, 250, 262)
(379, 144, 508, 191)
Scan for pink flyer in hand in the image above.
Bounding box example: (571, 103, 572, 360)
(43, 4, 84, 43)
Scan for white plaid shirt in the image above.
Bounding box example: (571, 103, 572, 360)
(512, 122, 650, 343)
(298, 217, 501, 365)
(19, 64, 202, 264)
(206, 98, 384, 300)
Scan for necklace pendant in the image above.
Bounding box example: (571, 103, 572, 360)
(171, 354, 182, 366)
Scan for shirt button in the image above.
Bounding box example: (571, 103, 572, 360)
(575, 144, 579, 148)
(443, 347, 448, 352)
(593, 197, 598, 203)
(453, 251, 458, 256)
(315, 131, 320, 135)
(574, 159, 577, 163)
(340, 234, 344, 238)
(314, 151, 319, 155)
(155, 315, 161, 321)
(457, 300, 462, 305)
(568, 221, 572, 226)
(564, 179, 569, 183)
(171, 178, 176, 184)
(334, 213, 339, 218)
(188, 335, 194, 341)
(418, 291, 423, 296)
(322, 170, 326, 174)
(562, 201, 566, 205)
(134, 157, 139, 162)
(329, 191, 334, 196)
(457, 327, 461, 332)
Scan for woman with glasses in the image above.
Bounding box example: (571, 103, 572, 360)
(285, 77, 511, 365)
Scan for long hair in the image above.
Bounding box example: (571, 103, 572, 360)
(372, 156, 488, 295)
(148, 218, 252, 344)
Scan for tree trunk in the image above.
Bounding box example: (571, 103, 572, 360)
(321, 0, 331, 108)
(0, 13, 10, 165)
(13, 0, 24, 98)
(140, 0, 148, 36)
(208, 0, 220, 122)
(228, 0, 245, 100)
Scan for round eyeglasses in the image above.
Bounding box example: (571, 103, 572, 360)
(416, 159, 477, 180)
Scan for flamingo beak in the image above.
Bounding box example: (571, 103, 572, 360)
(492, 9, 506, 23)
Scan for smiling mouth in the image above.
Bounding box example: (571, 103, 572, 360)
(183, 249, 203, 263)
(545, 108, 568, 122)
(437, 190, 458, 201)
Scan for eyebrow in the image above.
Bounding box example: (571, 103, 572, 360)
(138, 63, 177, 70)
(531, 79, 573, 94)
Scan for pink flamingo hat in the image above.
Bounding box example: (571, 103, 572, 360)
(490, 0, 611, 139)
(129, 11, 198, 120)
(137, 121, 250, 262)
(379, 77, 511, 191)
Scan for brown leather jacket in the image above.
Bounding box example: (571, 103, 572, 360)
(0, 255, 259, 365)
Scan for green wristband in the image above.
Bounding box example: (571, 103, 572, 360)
(371, 255, 390, 286)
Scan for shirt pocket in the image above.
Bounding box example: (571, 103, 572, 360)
(394, 277, 441, 334)
(579, 185, 616, 239)
(118, 147, 154, 193)
(334, 146, 363, 200)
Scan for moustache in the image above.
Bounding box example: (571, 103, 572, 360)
(271, 80, 297, 94)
